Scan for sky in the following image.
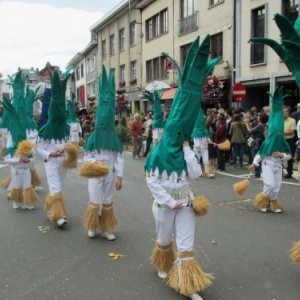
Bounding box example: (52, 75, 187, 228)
(0, 0, 124, 78)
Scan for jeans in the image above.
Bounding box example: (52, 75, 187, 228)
(232, 143, 244, 166)
(132, 137, 143, 158)
(251, 146, 261, 177)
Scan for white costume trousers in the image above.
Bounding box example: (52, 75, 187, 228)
(11, 168, 31, 190)
(262, 159, 282, 200)
(44, 157, 67, 195)
(152, 198, 195, 253)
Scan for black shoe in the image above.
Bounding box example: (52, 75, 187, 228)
(284, 174, 292, 178)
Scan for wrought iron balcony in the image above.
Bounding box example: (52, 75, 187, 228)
(177, 11, 199, 36)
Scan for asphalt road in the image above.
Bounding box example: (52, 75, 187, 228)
(0, 150, 299, 300)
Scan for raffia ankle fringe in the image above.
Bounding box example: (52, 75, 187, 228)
(254, 192, 270, 209)
(1, 174, 11, 189)
(23, 186, 39, 205)
(290, 241, 300, 265)
(150, 240, 176, 272)
(44, 192, 67, 222)
(10, 187, 23, 202)
(167, 250, 214, 294)
(1, 148, 6, 157)
(99, 202, 118, 232)
(271, 200, 283, 210)
(31, 169, 42, 186)
(83, 202, 100, 230)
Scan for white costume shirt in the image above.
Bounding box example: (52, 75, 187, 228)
(68, 122, 82, 143)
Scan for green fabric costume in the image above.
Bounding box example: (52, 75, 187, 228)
(192, 108, 209, 139)
(258, 87, 291, 157)
(145, 35, 220, 176)
(38, 67, 73, 142)
(24, 85, 42, 131)
(0, 103, 11, 130)
(67, 99, 80, 123)
(84, 66, 123, 154)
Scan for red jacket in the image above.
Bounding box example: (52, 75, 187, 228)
(130, 120, 143, 137)
(215, 125, 227, 143)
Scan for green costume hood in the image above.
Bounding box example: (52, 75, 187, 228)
(0, 98, 27, 156)
(258, 87, 291, 156)
(142, 90, 164, 130)
(0, 103, 11, 129)
(67, 100, 80, 123)
(38, 67, 74, 141)
(250, 13, 300, 88)
(145, 35, 220, 176)
(192, 108, 209, 139)
(84, 66, 123, 154)
(24, 85, 42, 130)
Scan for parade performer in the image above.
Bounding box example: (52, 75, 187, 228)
(142, 90, 165, 146)
(145, 36, 219, 300)
(66, 99, 82, 148)
(1, 98, 38, 210)
(192, 109, 214, 178)
(249, 87, 291, 213)
(37, 67, 78, 227)
(0, 104, 9, 156)
(79, 66, 124, 240)
(35, 62, 57, 128)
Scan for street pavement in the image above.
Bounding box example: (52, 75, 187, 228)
(0, 150, 299, 300)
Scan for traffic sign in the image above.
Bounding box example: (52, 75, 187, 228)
(232, 83, 246, 102)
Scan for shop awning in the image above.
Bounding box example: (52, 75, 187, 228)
(161, 88, 177, 100)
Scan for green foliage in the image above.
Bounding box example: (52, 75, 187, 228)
(115, 124, 132, 145)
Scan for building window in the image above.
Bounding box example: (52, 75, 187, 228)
(76, 67, 80, 80)
(146, 9, 168, 41)
(251, 5, 266, 65)
(178, 1, 198, 35)
(282, 0, 299, 25)
(131, 61, 137, 82)
(209, 0, 223, 6)
(120, 65, 125, 83)
(211, 32, 223, 58)
(80, 63, 84, 78)
(90, 82, 96, 95)
(119, 28, 125, 51)
(146, 57, 167, 82)
(90, 56, 95, 72)
(130, 21, 136, 45)
(102, 40, 106, 60)
(180, 43, 192, 67)
(110, 34, 115, 56)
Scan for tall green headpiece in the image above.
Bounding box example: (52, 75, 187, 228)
(84, 66, 123, 154)
(24, 85, 42, 130)
(192, 108, 209, 139)
(0, 102, 11, 129)
(145, 35, 220, 176)
(67, 99, 79, 123)
(142, 90, 164, 130)
(258, 86, 291, 156)
(38, 67, 74, 141)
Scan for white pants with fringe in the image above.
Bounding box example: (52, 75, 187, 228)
(262, 159, 282, 200)
(11, 167, 31, 190)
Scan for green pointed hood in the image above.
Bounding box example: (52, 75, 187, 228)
(142, 90, 164, 129)
(0, 103, 11, 129)
(258, 87, 291, 156)
(66, 99, 79, 123)
(145, 35, 220, 176)
(192, 108, 209, 139)
(84, 66, 123, 154)
(38, 67, 74, 141)
(0, 98, 27, 156)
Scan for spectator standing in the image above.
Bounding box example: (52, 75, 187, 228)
(291, 103, 300, 126)
(130, 113, 143, 159)
(81, 120, 90, 141)
(214, 115, 227, 171)
(143, 114, 153, 157)
(283, 106, 296, 178)
(245, 110, 258, 165)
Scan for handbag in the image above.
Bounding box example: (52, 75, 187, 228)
(217, 139, 231, 151)
(247, 137, 255, 147)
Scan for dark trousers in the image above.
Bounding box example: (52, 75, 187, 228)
(143, 136, 153, 157)
(232, 143, 244, 166)
(251, 147, 261, 177)
(217, 148, 225, 171)
(286, 137, 296, 175)
(132, 137, 143, 158)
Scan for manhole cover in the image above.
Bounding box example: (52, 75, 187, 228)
(220, 198, 257, 213)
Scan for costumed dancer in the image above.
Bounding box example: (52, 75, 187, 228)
(66, 99, 82, 148)
(25, 85, 43, 191)
(145, 36, 219, 300)
(192, 109, 214, 178)
(37, 67, 78, 227)
(35, 62, 57, 128)
(79, 66, 124, 240)
(1, 98, 38, 210)
(249, 87, 291, 213)
(142, 90, 165, 146)
(0, 105, 9, 157)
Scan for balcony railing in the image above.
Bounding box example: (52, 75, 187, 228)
(250, 43, 265, 65)
(177, 11, 199, 36)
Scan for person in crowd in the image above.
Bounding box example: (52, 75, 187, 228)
(67, 100, 82, 148)
(81, 120, 90, 141)
(229, 113, 247, 168)
(283, 106, 296, 178)
(245, 110, 258, 165)
(249, 87, 291, 213)
(224, 109, 233, 164)
(245, 112, 268, 178)
(146, 36, 217, 300)
(130, 113, 143, 159)
(214, 115, 227, 171)
(206, 115, 217, 171)
(80, 66, 124, 241)
(119, 116, 127, 127)
(291, 103, 300, 125)
(205, 108, 212, 119)
(142, 113, 153, 157)
(37, 68, 78, 228)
